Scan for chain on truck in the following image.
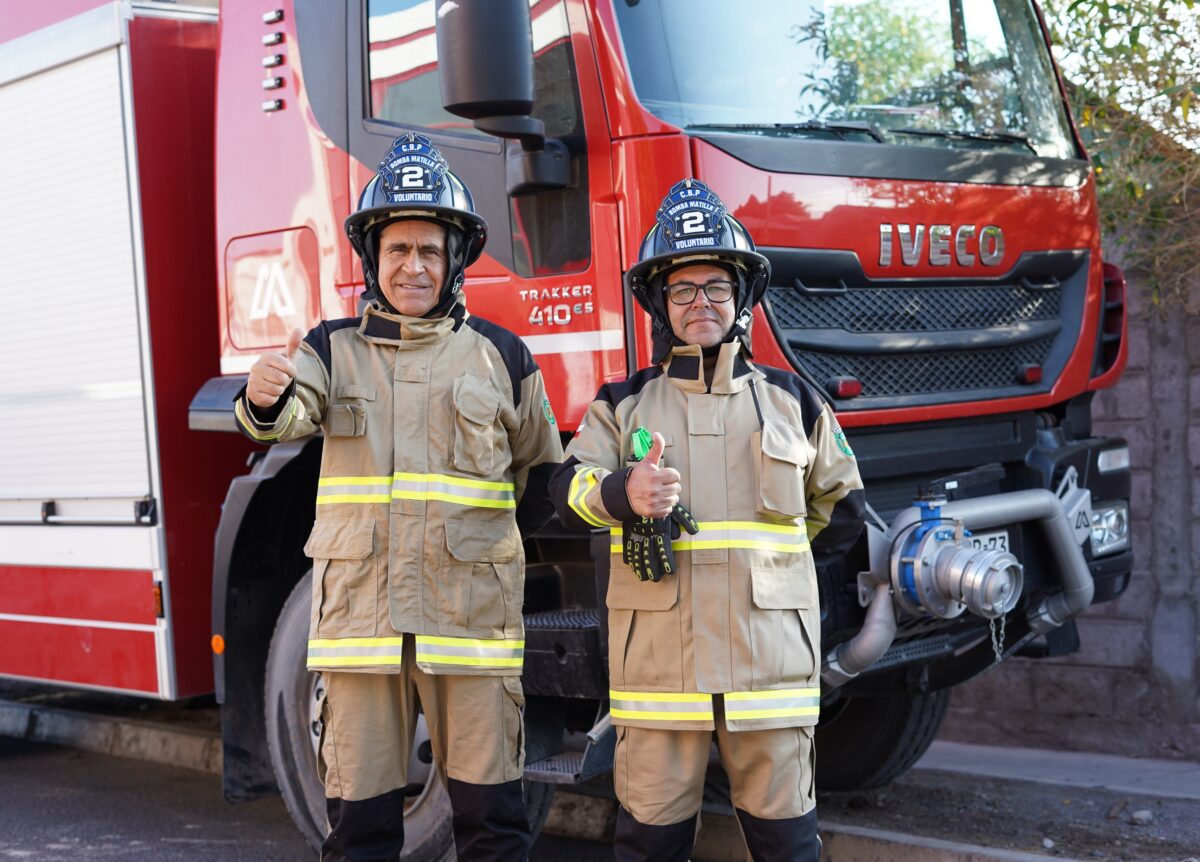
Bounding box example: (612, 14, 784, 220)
(0, 0, 1133, 856)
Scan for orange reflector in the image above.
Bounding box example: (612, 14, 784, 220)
(1016, 364, 1043, 385)
(153, 584, 164, 618)
(211, 634, 226, 655)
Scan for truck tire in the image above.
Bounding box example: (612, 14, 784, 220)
(265, 572, 453, 861)
(814, 689, 950, 792)
(265, 573, 557, 857)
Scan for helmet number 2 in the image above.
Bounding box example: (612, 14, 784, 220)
(680, 211, 705, 234)
(399, 165, 425, 188)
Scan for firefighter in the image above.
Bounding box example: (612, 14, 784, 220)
(550, 180, 865, 862)
(235, 133, 562, 862)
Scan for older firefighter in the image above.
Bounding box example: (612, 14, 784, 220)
(235, 133, 562, 862)
(550, 180, 865, 862)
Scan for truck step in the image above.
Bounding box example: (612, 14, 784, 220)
(522, 609, 606, 699)
(524, 750, 586, 784)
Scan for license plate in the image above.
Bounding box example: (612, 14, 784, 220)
(968, 530, 1009, 552)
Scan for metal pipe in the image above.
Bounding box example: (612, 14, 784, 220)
(886, 490, 1093, 633)
(822, 584, 896, 688)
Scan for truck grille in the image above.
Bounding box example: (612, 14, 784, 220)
(761, 249, 1089, 410)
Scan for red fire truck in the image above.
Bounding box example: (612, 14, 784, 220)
(0, 0, 1133, 856)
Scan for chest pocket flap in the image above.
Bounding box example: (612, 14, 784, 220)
(304, 519, 374, 560)
(750, 565, 816, 609)
(452, 375, 502, 476)
(445, 517, 518, 563)
(335, 384, 377, 401)
(757, 423, 809, 519)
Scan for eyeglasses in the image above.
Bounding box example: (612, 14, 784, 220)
(665, 279, 735, 305)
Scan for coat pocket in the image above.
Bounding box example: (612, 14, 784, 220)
(326, 404, 367, 437)
(748, 564, 819, 689)
(451, 373, 502, 476)
(441, 517, 522, 634)
(305, 518, 378, 637)
(755, 424, 809, 520)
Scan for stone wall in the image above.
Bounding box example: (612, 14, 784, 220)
(939, 280, 1200, 760)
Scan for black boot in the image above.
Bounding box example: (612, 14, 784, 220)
(322, 788, 406, 862)
(446, 777, 531, 861)
(735, 807, 821, 862)
(613, 807, 697, 862)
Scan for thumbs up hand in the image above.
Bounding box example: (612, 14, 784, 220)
(247, 327, 303, 408)
(626, 432, 682, 519)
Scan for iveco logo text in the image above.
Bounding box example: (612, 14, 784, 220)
(879, 224, 1005, 267)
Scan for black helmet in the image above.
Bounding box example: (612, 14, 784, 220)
(345, 133, 487, 317)
(625, 179, 770, 363)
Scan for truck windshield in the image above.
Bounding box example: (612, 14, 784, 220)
(612, 0, 1077, 160)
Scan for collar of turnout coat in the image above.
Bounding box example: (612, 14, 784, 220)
(661, 341, 758, 394)
(357, 300, 467, 346)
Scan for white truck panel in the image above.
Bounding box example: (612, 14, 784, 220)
(0, 46, 153, 505)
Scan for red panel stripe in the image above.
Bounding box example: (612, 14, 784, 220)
(0, 566, 156, 625)
(0, 620, 158, 694)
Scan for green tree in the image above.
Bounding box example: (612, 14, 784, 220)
(1043, 0, 1200, 304)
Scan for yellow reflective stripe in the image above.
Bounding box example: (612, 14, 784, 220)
(609, 690, 712, 702)
(724, 688, 820, 701)
(568, 468, 609, 528)
(307, 655, 405, 667)
(723, 706, 820, 719)
(415, 635, 524, 668)
(391, 490, 515, 508)
(318, 494, 391, 504)
(318, 476, 392, 486)
(393, 472, 514, 492)
(308, 637, 405, 648)
(235, 399, 284, 441)
(417, 636, 524, 649)
(414, 654, 524, 667)
(609, 527, 810, 554)
(610, 708, 715, 721)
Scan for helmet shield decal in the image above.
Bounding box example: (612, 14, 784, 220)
(378, 133, 448, 205)
(657, 179, 726, 251)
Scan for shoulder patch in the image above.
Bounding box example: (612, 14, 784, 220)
(465, 316, 537, 407)
(304, 317, 360, 372)
(756, 364, 827, 439)
(597, 365, 664, 408)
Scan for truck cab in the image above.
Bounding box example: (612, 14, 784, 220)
(200, 0, 1131, 854)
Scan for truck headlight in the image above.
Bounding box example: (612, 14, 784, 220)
(1090, 502, 1130, 556)
(1097, 446, 1129, 473)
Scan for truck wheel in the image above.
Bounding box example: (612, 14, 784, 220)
(265, 572, 453, 861)
(814, 689, 950, 792)
(265, 573, 557, 857)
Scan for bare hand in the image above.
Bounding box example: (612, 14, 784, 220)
(246, 328, 303, 408)
(625, 432, 681, 519)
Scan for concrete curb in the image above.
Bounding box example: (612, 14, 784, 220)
(0, 699, 1094, 861)
(541, 790, 1085, 862)
(0, 699, 220, 775)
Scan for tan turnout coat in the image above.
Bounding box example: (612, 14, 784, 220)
(551, 341, 865, 731)
(235, 302, 562, 675)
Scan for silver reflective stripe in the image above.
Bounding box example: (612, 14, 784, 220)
(414, 635, 524, 668)
(306, 637, 404, 668)
(391, 474, 515, 508)
(723, 688, 821, 722)
(608, 689, 714, 722)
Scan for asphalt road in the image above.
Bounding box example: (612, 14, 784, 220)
(0, 736, 609, 861)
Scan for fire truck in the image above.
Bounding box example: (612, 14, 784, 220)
(0, 0, 1133, 856)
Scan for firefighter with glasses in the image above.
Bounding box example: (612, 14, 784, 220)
(235, 133, 562, 862)
(551, 179, 865, 862)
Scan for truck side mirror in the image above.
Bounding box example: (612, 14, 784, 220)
(435, 0, 569, 196)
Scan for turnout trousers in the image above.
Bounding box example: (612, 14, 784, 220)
(613, 697, 820, 862)
(317, 635, 529, 862)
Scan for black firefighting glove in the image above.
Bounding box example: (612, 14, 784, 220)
(622, 503, 700, 582)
